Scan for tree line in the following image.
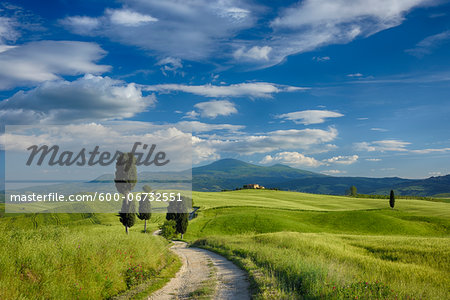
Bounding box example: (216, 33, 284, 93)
(114, 152, 189, 237)
(348, 185, 395, 208)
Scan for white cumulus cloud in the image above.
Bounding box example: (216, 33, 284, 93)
(191, 100, 237, 119)
(277, 110, 343, 125)
(324, 155, 359, 165)
(260, 151, 322, 167)
(107, 8, 158, 26)
(234, 46, 272, 61)
(0, 75, 155, 124)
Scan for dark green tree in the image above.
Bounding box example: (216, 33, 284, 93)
(166, 196, 191, 239)
(138, 185, 152, 233)
(348, 185, 358, 197)
(176, 213, 188, 239)
(115, 152, 137, 234)
(159, 220, 177, 239)
(390, 190, 395, 209)
(119, 199, 136, 234)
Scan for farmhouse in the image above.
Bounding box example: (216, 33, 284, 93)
(243, 184, 265, 189)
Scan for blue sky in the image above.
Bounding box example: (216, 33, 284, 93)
(0, 0, 450, 179)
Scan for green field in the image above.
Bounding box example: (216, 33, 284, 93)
(0, 208, 179, 299)
(186, 190, 450, 299)
(1, 190, 449, 299)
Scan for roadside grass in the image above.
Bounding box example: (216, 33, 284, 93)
(0, 214, 179, 300)
(192, 232, 450, 299)
(187, 190, 450, 299)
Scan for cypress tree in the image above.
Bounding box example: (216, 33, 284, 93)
(166, 196, 191, 239)
(115, 152, 137, 234)
(390, 190, 395, 209)
(138, 185, 152, 233)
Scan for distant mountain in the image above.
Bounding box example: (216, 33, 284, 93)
(380, 175, 450, 196)
(192, 158, 325, 191)
(191, 159, 450, 196)
(6, 159, 449, 197)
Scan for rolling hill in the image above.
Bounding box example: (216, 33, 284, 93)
(191, 159, 450, 196)
(192, 158, 325, 191)
(5, 159, 449, 197)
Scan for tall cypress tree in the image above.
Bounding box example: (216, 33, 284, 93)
(166, 196, 191, 239)
(115, 152, 137, 234)
(389, 190, 395, 209)
(138, 185, 152, 233)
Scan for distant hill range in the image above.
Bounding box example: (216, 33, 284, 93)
(4, 159, 449, 197)
(192, 159, 450, 197)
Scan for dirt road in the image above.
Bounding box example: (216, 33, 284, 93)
(148, 241, 250, 300)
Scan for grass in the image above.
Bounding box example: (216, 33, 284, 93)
(1, 189, 449, 299)
(0, 211, 179, 299)
(192, 190, 450, 218)
(186, 190, 450, 299)
(192, 233, 450, 299)
(187, 207, 450, 237)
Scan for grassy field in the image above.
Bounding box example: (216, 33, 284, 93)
(0, 208, 178, 300)
(186, 190, 450, 299)
(1, 189, 449, 299)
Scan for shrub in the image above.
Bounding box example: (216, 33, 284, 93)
(159, 220, 177, 240)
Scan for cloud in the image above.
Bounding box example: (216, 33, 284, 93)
(246, 0, 434, 67)
(366, 158, 382, 161)
(62, 0, 257, 61)
(324, 155, 359, 165)
(176, 121, 244, 133)
(194, 126, 338, 157)
(59, 16, 100, 34)
(321, 169, 346, 175)
(371, 128, 388, 132)
(192, 136, 221, 163)
(277, 110, 343, 125)
(354, 140, 410, 152)
(0, 41, 110, 90)
(272, 0, 429, 28)
(234, 46, 272, 61)
(190, 100, 237, 119)
(0, 16, 19, 44)
(406, 30, 450, 57)
(3, 123, 193, 170)
(183, 110, 200, 119)
(0, 75, 155, 124)
(59, 0, 433, 69)
(428, 171, 442, 176)
(143, 82, 307, 98)
(355, 140, 450, 154)
(312, 56, 330, 62)
(410, 147, 450, 154)
(156, 57, 183, 76)
(106, 8, 158, 26)
(0, 4, 42, 45)
(347, 73, 363, 77)
(260, 151, 322, 167)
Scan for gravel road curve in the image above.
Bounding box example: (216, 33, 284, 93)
(148, 241, 250, 300)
